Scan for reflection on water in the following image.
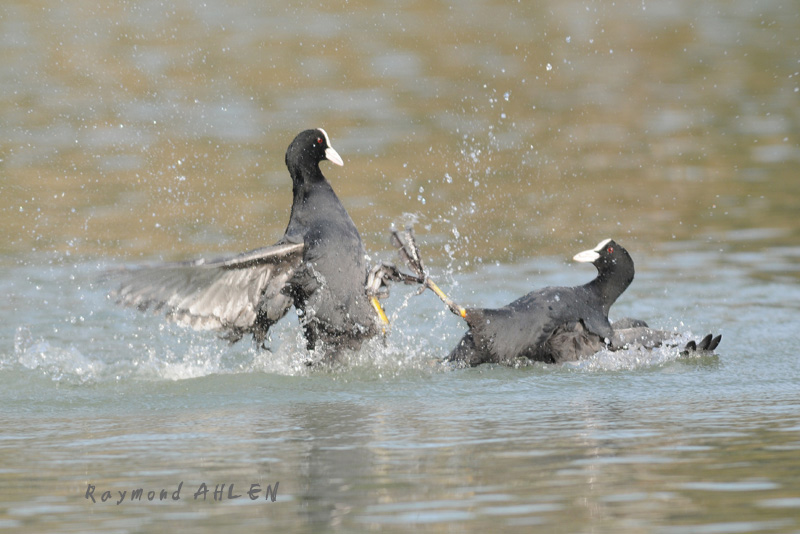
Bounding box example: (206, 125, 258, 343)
(1, 355, 799, 533)
(1, 0, 799, 532)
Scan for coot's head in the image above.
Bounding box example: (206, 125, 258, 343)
(285, 128, 344, 177)
(573, 238, 634, 285)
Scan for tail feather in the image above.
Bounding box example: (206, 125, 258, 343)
(683, 333, 722, 353)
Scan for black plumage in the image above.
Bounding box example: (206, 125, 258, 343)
(443, 239, 720, 366)
(108, 128, 385, 357)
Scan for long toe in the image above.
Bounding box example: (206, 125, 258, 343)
(708, 334, 722, 351)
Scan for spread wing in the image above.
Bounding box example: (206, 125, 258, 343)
(106, 242, 304, 340)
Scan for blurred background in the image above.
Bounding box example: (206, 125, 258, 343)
(2, 0, 797, 270)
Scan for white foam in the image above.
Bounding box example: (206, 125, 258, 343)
(13, 326, 106, 384)
(564, 331, 710, 372)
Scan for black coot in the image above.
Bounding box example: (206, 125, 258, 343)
(391, 230, 721, 366)
(108, 129, 391, 359)
(448, 238, 635, 365)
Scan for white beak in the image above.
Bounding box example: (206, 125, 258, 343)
(325, 147, 344, 166)
(573, 249, 600, 263)
(573, 238, 612, 263)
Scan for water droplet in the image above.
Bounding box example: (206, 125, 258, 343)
(546, 63, 552, 71)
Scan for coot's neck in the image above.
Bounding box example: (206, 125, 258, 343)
(586, 267, 634, 316)
(288, 160, 328, 198)
(283, 160, 342, 240)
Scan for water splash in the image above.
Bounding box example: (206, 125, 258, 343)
(7, 321, 447, 385)
(13, 326, 106, 385)
(564, 331, 718, 372)
(8, 313, 717, 385)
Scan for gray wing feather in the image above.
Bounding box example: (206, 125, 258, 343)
(108, 242, 304, 335)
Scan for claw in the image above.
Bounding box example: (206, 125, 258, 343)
(390, 227, 426, 279)
(391, 225, 467, 319)
(366, 261, 425, 331)
(367, 262, 424, 297)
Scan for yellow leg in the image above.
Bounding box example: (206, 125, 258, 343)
(370, 296, 390, 326)
(427, 280, 467, 318)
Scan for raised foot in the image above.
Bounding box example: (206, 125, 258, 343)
(390, 226, 466, 319)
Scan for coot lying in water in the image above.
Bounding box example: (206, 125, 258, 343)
(392, 229, 720, 366)
(107, 129, 396, 360)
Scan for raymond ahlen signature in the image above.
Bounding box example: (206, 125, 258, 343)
(84, 481, 279, 504)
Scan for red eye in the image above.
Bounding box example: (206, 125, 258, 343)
(316, 137, 323, 145)
(607, 246, 614, 254)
